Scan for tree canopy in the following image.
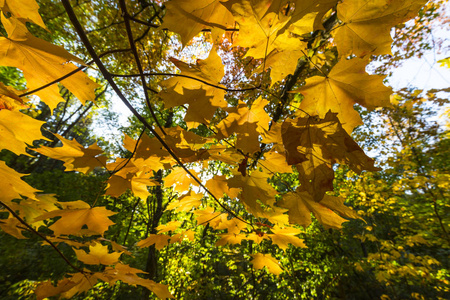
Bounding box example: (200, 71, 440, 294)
(0, 0, 449, 299)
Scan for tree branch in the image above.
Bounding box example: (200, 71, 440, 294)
(61, 0, 252, 227)
(119, 0, 166, 135)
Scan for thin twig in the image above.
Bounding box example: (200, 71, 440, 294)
(110, 72, 258, 92)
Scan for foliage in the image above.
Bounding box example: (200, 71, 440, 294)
(0, 0, 448, 299)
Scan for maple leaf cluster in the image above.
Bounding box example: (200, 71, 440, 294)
(0, 0, 428, 298)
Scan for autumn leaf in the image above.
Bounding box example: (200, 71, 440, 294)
(216, 233, 245, 246)
(293, 58, 392, 132)
(320, 195, 364, 221)
(105, 264, 174, 299)
(74, 242, 122, 265)
(267, 225, 306, 250)
(35, 134, 106, 174)
(193, 207, 222, 227)
(228, 170, 277, 215)
(0, 109, 47, 156)
(0, 0, 47, 29)
(166, 190, 203, 212)
(0, 16, 99, 111)
(0, 161, 39, 204)
(34, 202, 116, 236)
(216, 97, 271, 154)
(278, 191, 348, 229)
(215, 216, 247, 234)
(106, 161, 158, 200)
(335, 0, 428, 57)
(0, 217, 27, 239)
(157, 221, 182, 233)
(169, 230, 196, 244)
(222, 0, 290, 58)
(205, 175, 241, 199)
(161, 87, 217, 127)
(281, 111, 379, 200)
(35, 278, 78, 300)
(159, 48, 227, 128)
(164, 166, 200, 193)
(7, 194, 59, 227)
(253, 32, 307, 85)
(122, 134, 169, 169)
(136, 234, 171, 250)
(251, 253, 283, 275)
(266, 0, 338, 34)
(162, 0, 234, 45)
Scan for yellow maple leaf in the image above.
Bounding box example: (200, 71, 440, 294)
(267, 225, 306, 250)
(164, 167, 200, 193)
(267, 0, 337, 33)
(259, 151, 293, 175)
(320, 195, 364, 221)
(136, 234, 171, 250)
(59, 272, 106, 299)
(34, 202, 116, 236)
(0, 217, 27, 239)
(159, 49, 227, 128)
(246, 232, 269, 244)
(0, 0, 47, 29)
(106, 161, 158, 200)
(0, 109, 47, 156)
(193, 207, 222, 227)
(7, 194, 58, 227)
(335, 0, 428, 57)
(162, 0, 234, 45)
(35, 133, 106, 174)
(278, 191, 348, 229)
(222, 0, 290, 58)
(105, 263, 174, 299)
(35, 278, 78, 300)
(166, 191, 203, 212)
(293, 58, 392, 133)
(0, 161, 39, 204)
(169, 230, 196, 244)
(205, 175, 241, 199)
(74, 242, 122, 265)
(216, 233, 245, 246)
(0, 16, 100, 112)
(157, 221, 182, 233)
(254, 32, 307, 85)
(215, 216, 247, 234)
(215, 98, 270, 154)
(251, 253, 283, 275)
(228, 170, 277, 215)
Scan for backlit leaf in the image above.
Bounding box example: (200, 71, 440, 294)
(35, 134, 106, 174)
(0, 109, 46, 156)
(74, 242, 122, 265)
(34, 203, 116, 236)
(251, 253, 283, 275)
(0, 16, 99, 112)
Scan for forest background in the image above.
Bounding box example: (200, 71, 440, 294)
(0, 0, 449, 299)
